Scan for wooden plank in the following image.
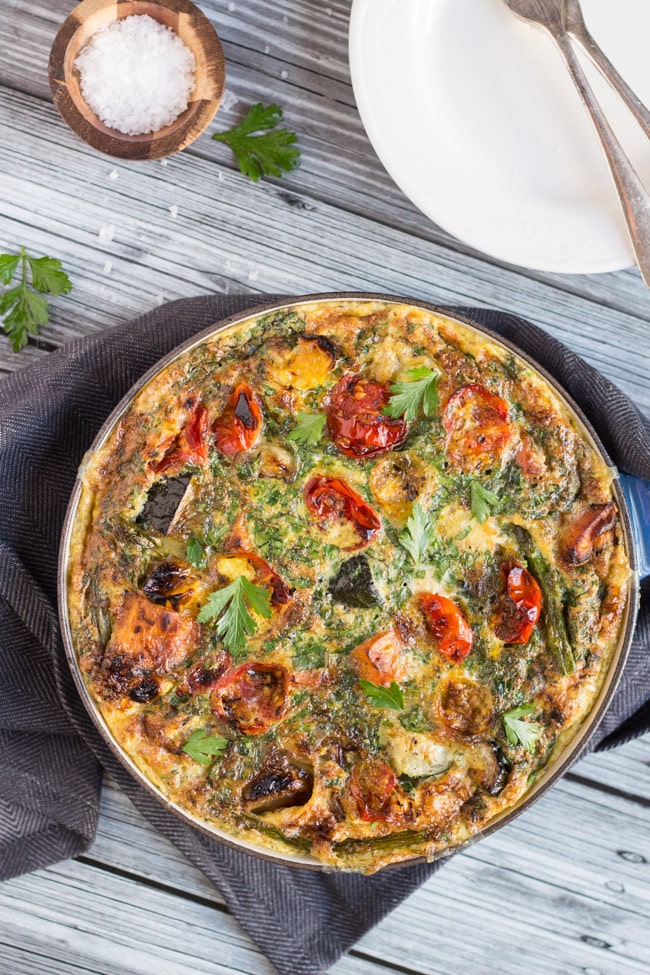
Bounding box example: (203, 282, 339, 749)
(573, 737, 650, 802)
(2, 88, 650, 420)
(2, 749, 650, 975)
(87, 736, 650, 913)
(2, 2, 650, 972)
(5, 735, 645, 975)
(2, 1, 650, 322)
(92, 735, 650, 899)
(0, 858, 410, 975)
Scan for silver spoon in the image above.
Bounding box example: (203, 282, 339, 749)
(500, 0, 650, 286)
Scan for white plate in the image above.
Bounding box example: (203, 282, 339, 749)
(349, 0, 650, 274)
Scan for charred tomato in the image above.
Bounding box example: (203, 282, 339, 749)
(152, 402, 209, 474)
(492, 562, 542, 644)
(304, 475, 381, 550)
(348, 758, 400, 823)
(350, 629, 404, 687)
(419, 593, 473, 663)
(213, 383, 263, 456)
(326, 373, 408, 459)
(214, 551, 293, 608)
(437, 676, 494, 737)
(212, 663, 288, 735)
(142, 560, 195, 611)
(443, 384, 511, 473)
(562, 503, 617, 565)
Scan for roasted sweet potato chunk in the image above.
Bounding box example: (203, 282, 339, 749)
(103, 592, 199, 682)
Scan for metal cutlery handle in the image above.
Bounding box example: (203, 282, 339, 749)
(552, 30, 650, 286)
(563, 0, 650, 140)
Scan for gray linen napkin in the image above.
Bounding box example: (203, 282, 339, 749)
(1, 295, 649, 975)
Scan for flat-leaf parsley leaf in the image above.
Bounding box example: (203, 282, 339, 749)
(287, 412, 326, 445)
(186, 536, 207, 568)
(0, 247, 72, 352)
(182, 729, 228, 766)
(383, 366, 439, 422)
(360, 679, 405, 711)
(470, 480, 500, 524)
(197, 575, 272, 654)
(398, 501, 434, 568)
(503, 703, 541, 752)
(212, 103, 300, 182)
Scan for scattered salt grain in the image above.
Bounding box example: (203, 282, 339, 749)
(168, 205, 178, 218)
(98, 224, 115, 242)
(220, 89, 238, 112)
(75, 15, 196, 136)
(108, 169, 118, 180)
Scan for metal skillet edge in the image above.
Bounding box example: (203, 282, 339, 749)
(57, 292, 640, 873)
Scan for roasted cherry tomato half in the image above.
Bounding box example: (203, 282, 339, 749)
(215, 550, 293, 609)
(562, 503, 617, 565)
(142, 559, 195, 611)
(419, 593, 473, 662)
(492, 562, 542, 644)
(326, 373, 408, 459)
(443, 383, 511, 473)
(212, 662, 288, 735)
(304, 475, 381, 550)
(437, 676, 494, 737)
(152, 401, 208, 474)
(348, 758, 399, 823)
(212, 383, 263, 456)
(350, 629, 404, 687)
(182, 654, 232, 696)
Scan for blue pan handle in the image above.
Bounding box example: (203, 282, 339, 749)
(620, 473, 650, 580)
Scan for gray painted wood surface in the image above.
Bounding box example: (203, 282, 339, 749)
(1, 1, 649, 973)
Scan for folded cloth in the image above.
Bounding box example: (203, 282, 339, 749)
(1, 295, 649, 975)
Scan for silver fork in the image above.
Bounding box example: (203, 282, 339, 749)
(563, 0, 650, 140)
(500, 0, 650, 286)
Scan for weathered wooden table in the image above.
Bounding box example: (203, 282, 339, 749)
(1, 2, 649, 973)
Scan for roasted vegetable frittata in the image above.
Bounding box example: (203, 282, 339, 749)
(66, 301, 631, 872)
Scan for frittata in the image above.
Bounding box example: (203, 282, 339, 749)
(66, 300, 631, 872)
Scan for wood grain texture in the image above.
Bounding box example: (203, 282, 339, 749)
(2, 1, 650, 973)
(2, 86, 650, 416)
(1, 738, 649, 975)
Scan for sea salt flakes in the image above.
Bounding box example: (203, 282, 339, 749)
(75, 15, 196, 136)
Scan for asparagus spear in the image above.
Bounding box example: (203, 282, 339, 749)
(236, 815, 312, 853)
(334, 830, 430, 858)
(509, 524, 576, 675)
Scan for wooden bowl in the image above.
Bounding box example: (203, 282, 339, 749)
(48, 0, 226, 161)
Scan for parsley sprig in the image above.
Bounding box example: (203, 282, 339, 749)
(360, 679, 405, 711)
(470, 480, 500, 524)
(212, 103, 300, 182)
(398, 501, 434, 568)
(197, 575, 272, 654)
(182, 729, 228, 766)
(287, 411, 326, 445)
(186, 536, 207, 568)
(503, 704, 542, 752)
(383, 366, 439, 422)
(0, 247, 72, 352)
